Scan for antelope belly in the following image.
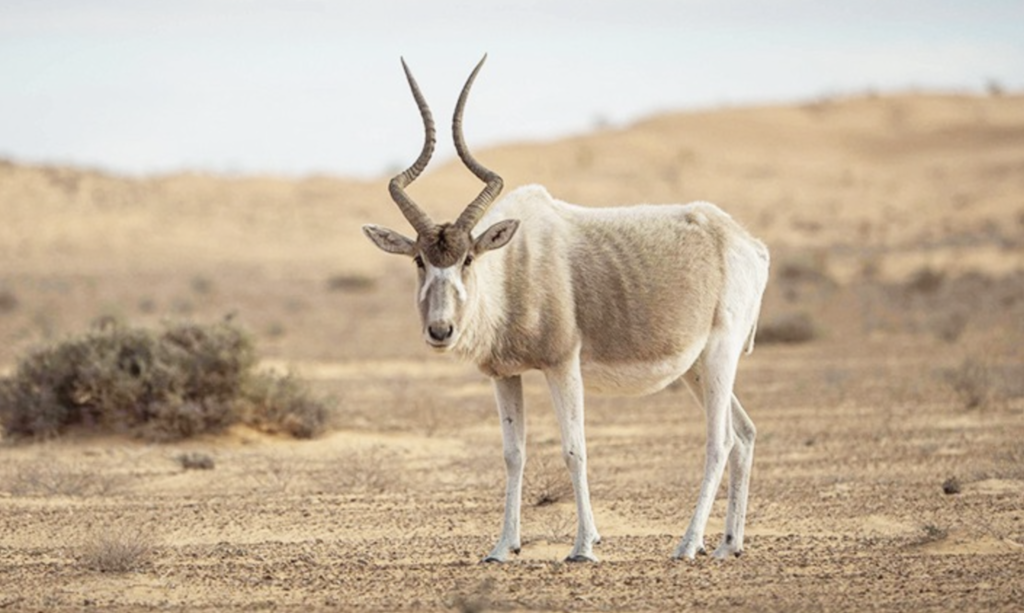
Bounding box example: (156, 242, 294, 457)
(580, 343, 704, 396)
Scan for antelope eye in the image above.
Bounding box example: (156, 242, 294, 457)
(414, 255, 425, 269)
(463, 254, 474, 267)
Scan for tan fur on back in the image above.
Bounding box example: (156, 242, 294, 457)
(461, 185, 765, 390)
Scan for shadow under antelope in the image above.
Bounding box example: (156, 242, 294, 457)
(362, 56, 770, 562)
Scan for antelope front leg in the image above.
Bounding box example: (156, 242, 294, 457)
(485, 375, 525, 563)
(545, 354, 601, 562)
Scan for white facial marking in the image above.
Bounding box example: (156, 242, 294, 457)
(419, 264, 467, 303)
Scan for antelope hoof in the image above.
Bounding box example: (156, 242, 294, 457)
(672, 538, 707, 560)
(483, 544, 520, 563)
(565, 552, 599, 563)
(712, 544, 743, 560)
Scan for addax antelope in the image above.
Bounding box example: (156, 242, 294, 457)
(362, 57, 770, 562)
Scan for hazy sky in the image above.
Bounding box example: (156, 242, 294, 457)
(1, 0, 1022, 178)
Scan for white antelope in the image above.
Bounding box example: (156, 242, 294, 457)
(363, 57, 770, 562)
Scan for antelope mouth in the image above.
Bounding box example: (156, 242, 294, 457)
(425, 336, 457, 352)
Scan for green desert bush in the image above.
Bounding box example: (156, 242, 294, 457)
(0, 319, 328, 441)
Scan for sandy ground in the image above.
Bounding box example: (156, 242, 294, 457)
(1, 93, 1023, 611)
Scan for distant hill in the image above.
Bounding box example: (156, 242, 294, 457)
(2, 93, 1021, 280)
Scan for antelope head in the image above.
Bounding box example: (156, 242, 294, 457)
(363, 56, 520, 351)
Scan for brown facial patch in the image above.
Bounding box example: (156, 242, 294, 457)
(417, 223, 472, 268)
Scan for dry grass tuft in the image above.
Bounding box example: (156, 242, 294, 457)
(0, 318, 329, 441)
(529, 454, 573, 507)
(942, 357, 993, 410)
(79, 525, 156, 573)
(536, 510, 576, 544)
(756, 312, 818, 345)
(918, 524, 949, 545)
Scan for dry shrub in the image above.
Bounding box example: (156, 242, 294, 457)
(914, 524, 949, 547)
(0, 319, 328, 441)
(905, 267, 945, 295)
(537, 510, 576, 544)
(931, 311, 969, 344)
(942, 357, 993, 410)
(756, 312, 818, 345)
(79, 525, 155, 573)
(777, 250, 836, 287)
(0, 288, 17, 313)
(529, 454, 573, 507)
(238, 372, 327, 439)
(325, 273, 376, 292)
(177, 451, 215, 470)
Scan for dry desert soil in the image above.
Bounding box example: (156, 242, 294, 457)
(1, 94, 1023, 611)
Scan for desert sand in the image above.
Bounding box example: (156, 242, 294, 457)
(1, 93, 1022, 611)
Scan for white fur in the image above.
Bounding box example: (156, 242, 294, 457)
(581, 343, 707, 396)
(368, 167, 769, 566)
(364, 59, 764, 563)
(420, 264, 467, 303)
(451, 187, 767, 562)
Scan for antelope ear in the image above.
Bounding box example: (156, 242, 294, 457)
(363, 224, 417, 256)
(473, 219, 520, 254)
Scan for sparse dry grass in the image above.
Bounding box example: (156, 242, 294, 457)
(315, 446, 401, 494)
(79, 524, 156, 573)
(5, 461, 126, 497)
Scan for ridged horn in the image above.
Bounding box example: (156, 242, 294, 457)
(453, 55, 504, 231)
(388, 58, 436, 235)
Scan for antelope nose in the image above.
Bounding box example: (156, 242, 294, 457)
(428, 322, 454, 342)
